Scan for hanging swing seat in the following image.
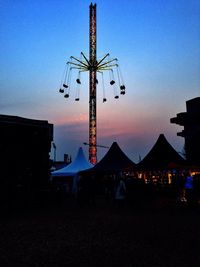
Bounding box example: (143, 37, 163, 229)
(76, 79, 81, 84)
(63, 84, 68, 88)
(59, 88, 64, 93)
(110, 80, 115, 85)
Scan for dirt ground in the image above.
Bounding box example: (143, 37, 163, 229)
(0, 196, 200, 267)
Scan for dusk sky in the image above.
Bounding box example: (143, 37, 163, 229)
(1, 0, 199, 163)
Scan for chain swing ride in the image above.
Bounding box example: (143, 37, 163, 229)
(59, 3, 126, 165)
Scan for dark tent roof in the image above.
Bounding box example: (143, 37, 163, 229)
(82, 142, 136, 173)
(137, 134, 186, 170)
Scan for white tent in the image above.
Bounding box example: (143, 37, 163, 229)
(51, 147, 93, 193)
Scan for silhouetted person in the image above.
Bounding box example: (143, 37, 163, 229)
(104, 175, 114, 203)
(77, 176, 86, 206)
(174, 172, 187, 203)
(115, 177, 126, 208)
(87, 175, 96, 206)
(184, 173, 194, 205)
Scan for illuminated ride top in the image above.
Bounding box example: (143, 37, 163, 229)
(59, 3, 126, 165)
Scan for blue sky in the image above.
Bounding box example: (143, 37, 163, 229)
(0, 0, 199, 162)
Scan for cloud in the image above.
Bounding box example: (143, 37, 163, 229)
(53, 112, 88, 125)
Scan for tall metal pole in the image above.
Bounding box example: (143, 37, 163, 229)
(89, 3, 97, 165)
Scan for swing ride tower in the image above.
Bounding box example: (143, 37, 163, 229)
(59, 3, 126, 165)
(89, 3, 97, 165)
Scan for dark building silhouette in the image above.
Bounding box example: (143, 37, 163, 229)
(170, 97, 200, 165)
(0, 114, 53, 207)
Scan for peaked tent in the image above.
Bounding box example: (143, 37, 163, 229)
(51, 147, 93, 177)
(51, 147, 93, 194)
(81, 142, 136, 173)
(137, 134, 186, 170)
